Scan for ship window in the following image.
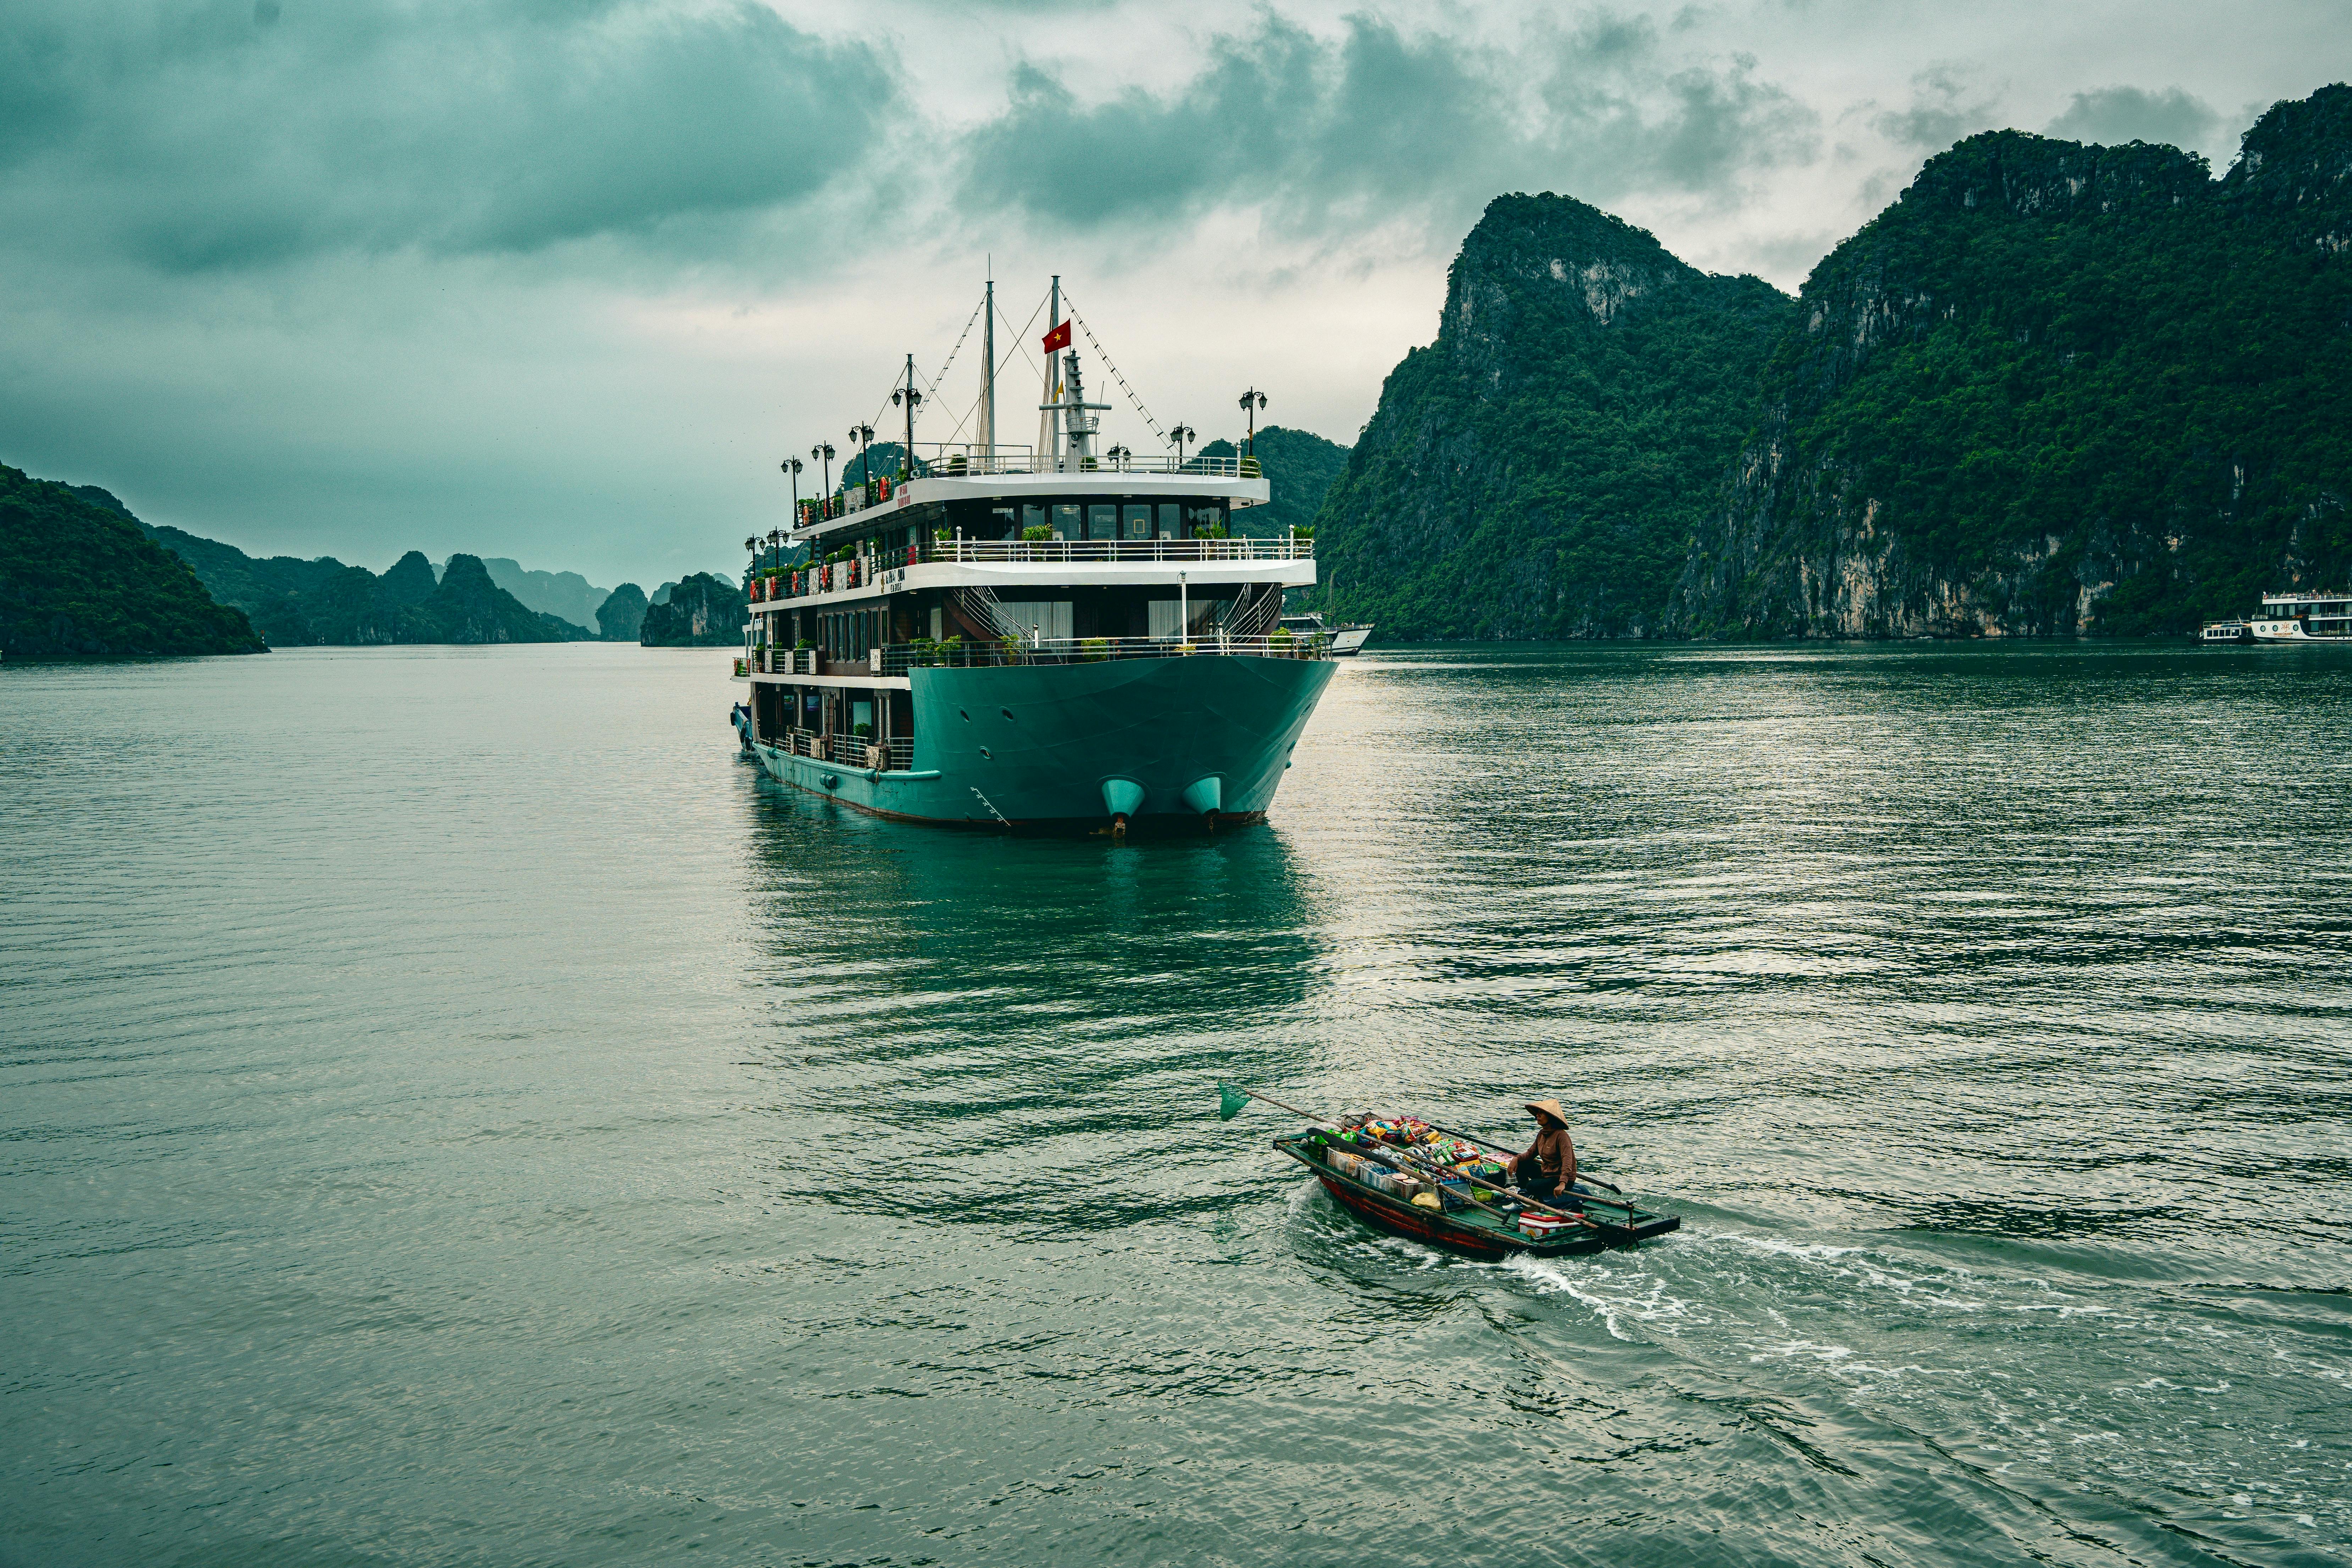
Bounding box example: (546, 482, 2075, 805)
(997, 600, 1073, 641)
(1021, 503, 1046, 538)
(1122, 503, 1152, 539)
(1087, 503, 1117, 540)
(1158, 503, 1181, 537)
(1149, 598, 1233, 638)
(1184, 500, 1227, 538)
(1051, 502, 1080, 539)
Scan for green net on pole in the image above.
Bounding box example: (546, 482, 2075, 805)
(1217, 1083, 1252, 1121)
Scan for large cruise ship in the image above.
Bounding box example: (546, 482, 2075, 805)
(731, 279, 1335, 833)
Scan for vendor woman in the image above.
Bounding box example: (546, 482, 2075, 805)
(1516, 1101, 1579, 1205)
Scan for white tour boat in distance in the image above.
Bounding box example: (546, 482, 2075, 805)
(1278, 613, 1374, 656)
(2203, 589, 2352, 643)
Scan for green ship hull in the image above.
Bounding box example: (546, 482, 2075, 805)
(754, 654, 1335, 831)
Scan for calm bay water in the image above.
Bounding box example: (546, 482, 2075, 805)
(5, 640, 2350, 1567)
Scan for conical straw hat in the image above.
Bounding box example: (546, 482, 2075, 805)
(1524, 1099, 1569, 1126)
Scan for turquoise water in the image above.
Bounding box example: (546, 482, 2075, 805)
(4, 641, 2349, 1567)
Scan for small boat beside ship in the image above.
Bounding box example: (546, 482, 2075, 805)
(2202, 589, 2352, 643)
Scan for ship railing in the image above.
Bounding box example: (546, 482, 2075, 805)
(875, 631, 1330, 675)
(907, 443, 1256, 480)
(748, 646, 817, 675)
(933, 536, 1310, 564)
(759, 726, 814, 757)
(817, 733, 911, 770)
(746, 537, 1313, 604)
(787, 451, 1265, 528)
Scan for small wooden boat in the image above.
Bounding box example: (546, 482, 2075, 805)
(1275, 1128, 1680, 1258)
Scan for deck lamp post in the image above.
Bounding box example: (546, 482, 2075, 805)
(1238, 388, 1267, 457)
(767, 529, 784, 573)
(812, 443, 836, 511)
(1169, 423, 1196, 468)
(781, 456, 803, 525)
(849, 422, 875, 502)
(890, 355, 923, 480)
(1107, 443, 1131, 471)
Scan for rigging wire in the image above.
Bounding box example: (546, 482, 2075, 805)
(999, 292, 1048, 386)
(1056, 290, 1168, 449)
(852, 296, 984, 472)
(924, 294, 985, 401)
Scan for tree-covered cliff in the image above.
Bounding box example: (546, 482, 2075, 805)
(1312, 194, 1795, 638)
(1196, 427, 1348, 541)
(1672, 87, 2352, 636)
(596, 582, 650, 641)
(0, 464, 264, 656)
(640, 572, 745, 646)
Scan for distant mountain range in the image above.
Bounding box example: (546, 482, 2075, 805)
(1312, 82, 2352, 639)
(116, 499, 594, 646)
(459, 558, 613, 630)
(4, 473, 663, 651)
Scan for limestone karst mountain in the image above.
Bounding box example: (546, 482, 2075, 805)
(1314, 82, 2352, 639)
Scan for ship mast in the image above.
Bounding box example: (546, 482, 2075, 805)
(979, 272, 996, 461)
(1037, 275, 1061, 464)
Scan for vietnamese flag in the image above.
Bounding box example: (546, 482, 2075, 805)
(1042, 319, 1073, 354)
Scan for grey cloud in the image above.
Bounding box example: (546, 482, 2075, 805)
(2045, 85, 2220, 151)
(0, 0, 895, 271)
(1872, 67, 2003, 150)
(958, 9, 1819, 235)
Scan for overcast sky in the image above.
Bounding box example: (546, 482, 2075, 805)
(3, 0, 2344, 591)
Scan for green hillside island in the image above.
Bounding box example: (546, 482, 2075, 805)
(1674, 85, 2352, 636)
(1309, 196, 1794, 638)
(0, 465, 264, 656)
(597, 582, 650, 641)
(1198, 428, 1349, 541)
(1312, 82, 2352, 639)
(71, 488, 599, 646)
(641, 572, 747, 647)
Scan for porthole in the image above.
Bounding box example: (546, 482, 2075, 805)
(979, 747, 992, 760)
(1000, 708, 1015, 722)
(959, 709, 970, 721)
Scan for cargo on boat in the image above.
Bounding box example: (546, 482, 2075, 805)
(1276, 1116, 1679, 1258)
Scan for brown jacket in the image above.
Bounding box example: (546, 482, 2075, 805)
(1524, 1125, 1576, 1180)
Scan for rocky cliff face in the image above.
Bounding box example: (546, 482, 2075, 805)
(1313, 194, 1794, 639)
(1671, 87, 2352, 637)
(639, 572, 744, 647)
(596, 582, 649, 641)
